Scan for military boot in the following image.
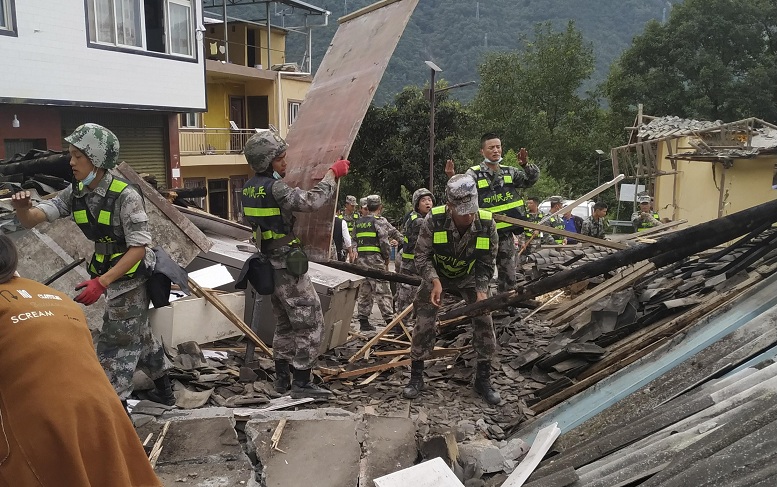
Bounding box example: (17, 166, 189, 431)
(146, 374, 176, 406)
(474, 362, 502, 405)
(290, 369, 333, 399)
(359, 318, 376, 332)
(402, 360, 425, 399)
(274, 360, 291, 393)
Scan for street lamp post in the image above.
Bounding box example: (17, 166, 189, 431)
(595, 149, 606, 187)
(425, 61, 442, 191)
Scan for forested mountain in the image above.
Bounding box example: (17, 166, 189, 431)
(279, 0, 680, 104)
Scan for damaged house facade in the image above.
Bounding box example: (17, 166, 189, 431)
(0, 0, 207, 188)
(611, 113, 777, 226)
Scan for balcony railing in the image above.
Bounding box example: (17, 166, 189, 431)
(180, 128, 255, 156)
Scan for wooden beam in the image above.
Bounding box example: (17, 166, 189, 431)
(324, 359, 412, 381)
(319, 260, 422, 285)
(493, 214, 628, 250)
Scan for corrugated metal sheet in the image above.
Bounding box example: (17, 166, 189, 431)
(281, 0, 420, 262)
(61, 111, 168, 188)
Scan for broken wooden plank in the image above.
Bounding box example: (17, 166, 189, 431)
(281, 0, 420, 262)
(188, 278, 272, 357)
(494, 214, 628, 250)
(359, 356, 403, 386)
(270, 418, 287, 453)
(324, 359, 412, 381)
(349, 304, 414, 363)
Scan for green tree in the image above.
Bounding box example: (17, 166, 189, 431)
(605, 0, 777, 125)
(343, 83, 474, 221)
(472, 21, 620, 200)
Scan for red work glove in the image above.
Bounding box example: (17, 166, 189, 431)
(330, 159, 350, 178)
(74, 277, 107, 306)
(518, 147, 528, 165)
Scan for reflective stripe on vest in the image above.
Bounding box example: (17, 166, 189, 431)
(355, 215, 381, 254)
(242, 175, 297, 249)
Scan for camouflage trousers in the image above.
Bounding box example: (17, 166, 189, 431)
(394, 259, 419, 317)
(271, 268, 324, 371)
(410, 280, 496, 361)
(355, 254, 394, 322)
(496, 232, 518, 293)
(95, 278, 167, 401)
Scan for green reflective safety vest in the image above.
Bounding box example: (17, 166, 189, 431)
(355, 215, 380, 254)
(637, 213, 661, 231)
(71, 177, 142, 280)
(429, 206, 493, 280)
(524, 212, 545, 238)
(242, 174, 297, 251)
(469, 164, 525, 234)
(547, 215, 565, 244)
(401, 212, 420, 260)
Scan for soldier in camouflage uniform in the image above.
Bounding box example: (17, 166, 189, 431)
(544, 196, 568, 244)
(581, 201, 609, 239)
(352, 194, 403, 331)
(632, 195, 661, 232)
(395, 187, 434, 315)
(461, 134, 539, 294)
(11, 123, 175, 407)
(240, 128, 350, 399)
(403, 175, 502, 405)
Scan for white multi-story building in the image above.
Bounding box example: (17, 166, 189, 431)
(0, 0, 207, 188)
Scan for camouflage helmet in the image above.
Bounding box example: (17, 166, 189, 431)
(445, 175, 478, 215)
(244, 128, 288, 173)
(64, 123, 120, 169)
(412, 187, 434, 212)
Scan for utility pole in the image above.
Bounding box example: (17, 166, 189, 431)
(425, 61, 442, 191)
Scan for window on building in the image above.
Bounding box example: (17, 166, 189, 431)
(180, 112, 199, 128)
(0, 0, 17, 35)
(87, 0, 193, 58)
(208, 179, 229, 220)
(288, 101, 301, 127)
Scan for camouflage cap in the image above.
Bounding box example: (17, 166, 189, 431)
(345, 195, 357, 205)
(549, 195, 564, 205)
(446, 174, 478, 215)
(64, 123, 120, 169)
(638, 195, 652, 204)
(412, 187, 434, 212)
(244, 128, 288, 173)
(360, 197, 368, 208)
(366, 194, 382, 207)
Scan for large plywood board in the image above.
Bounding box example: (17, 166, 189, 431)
(282, 0, 420, 262)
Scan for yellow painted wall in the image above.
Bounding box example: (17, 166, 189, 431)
(655, 136, 777, 226)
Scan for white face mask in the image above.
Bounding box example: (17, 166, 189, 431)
(81, 168, 99, 186)
(272, 170, 282, 180)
